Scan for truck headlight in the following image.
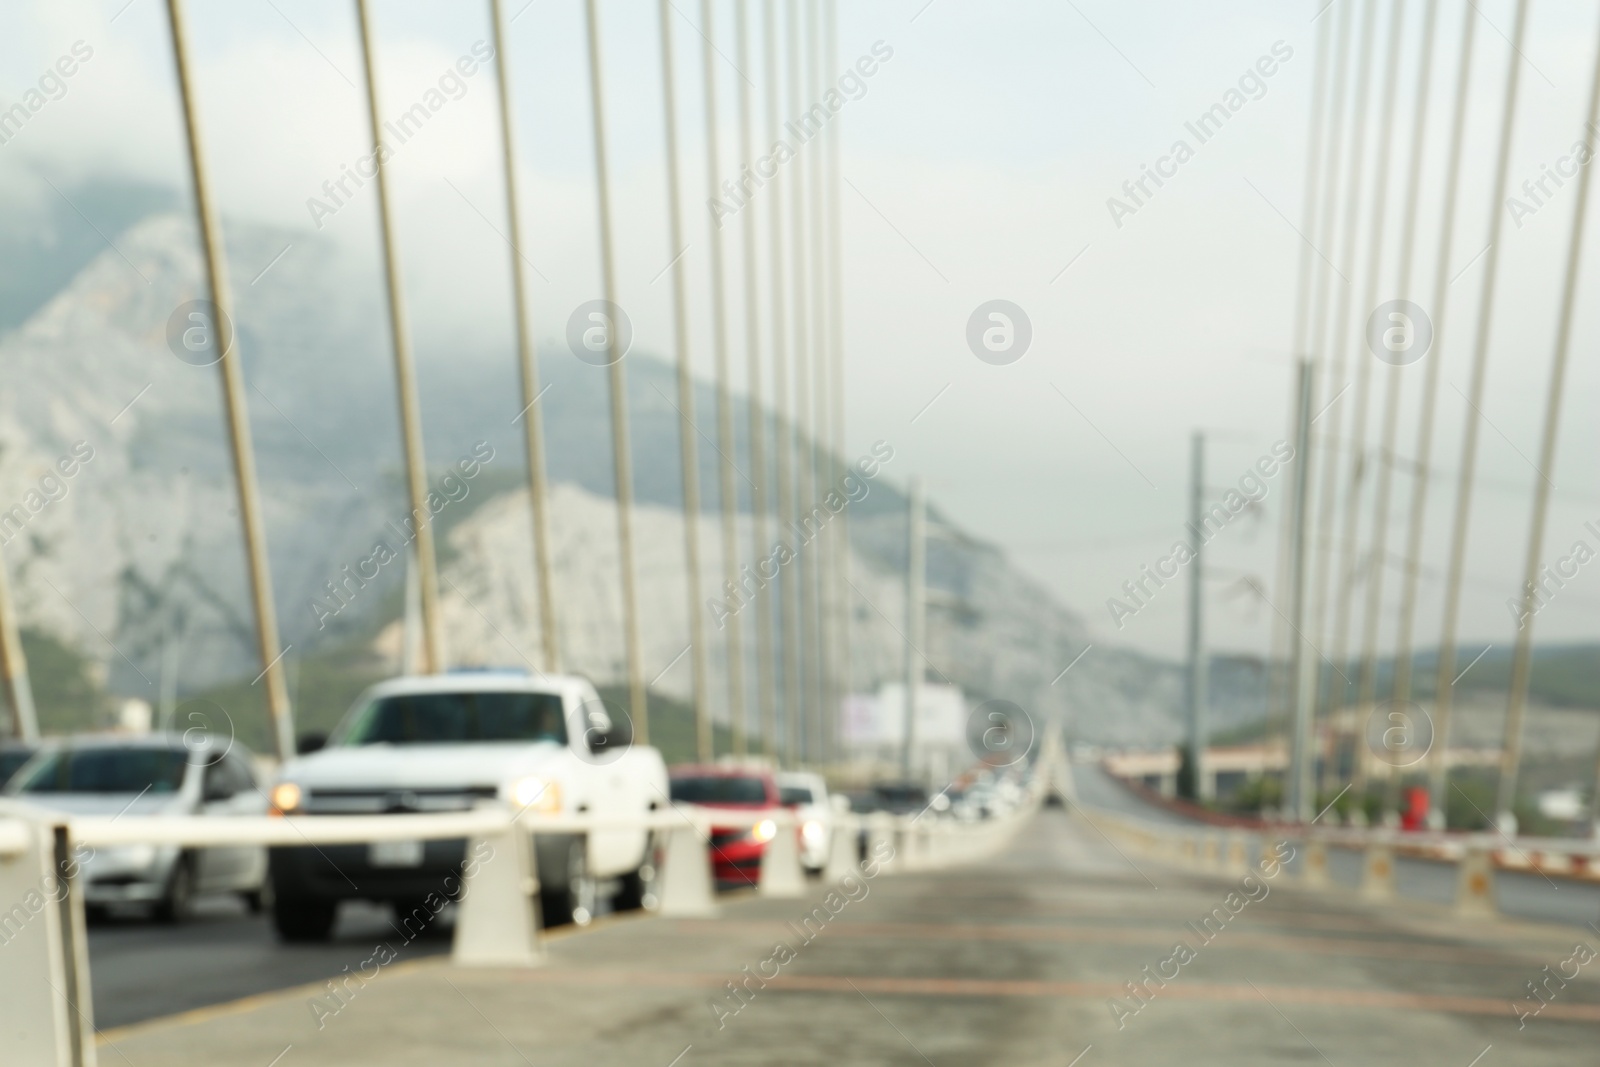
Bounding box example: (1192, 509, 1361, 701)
(509, 776, 561, 813)
(270, 782, 303, 814)
(802, 820, 826, 844)
(752, 818, 777, 843)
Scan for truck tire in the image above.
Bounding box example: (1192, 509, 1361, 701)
(241, 879, 273, 915)
(540, 838, 595, 927)
(272, 896, 338, 942)
(614, 849, 657, 912)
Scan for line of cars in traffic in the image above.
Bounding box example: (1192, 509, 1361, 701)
(6, 671, 1011, 940)
(1, 669, 1022, 938)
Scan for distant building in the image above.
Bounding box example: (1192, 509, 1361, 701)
(841, 682, 967, 781)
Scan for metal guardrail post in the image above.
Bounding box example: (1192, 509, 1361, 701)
(0, 813, 95, 1067)
(452, 818, 543, 968)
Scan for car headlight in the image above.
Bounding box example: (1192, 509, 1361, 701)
(508, 776, 561, 813)
(801, 820, 826, 843)
(752, 818, 777, 843)
(270, 782, 303, 814)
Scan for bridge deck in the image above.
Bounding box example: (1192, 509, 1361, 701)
(102, 808, 1600, 1066)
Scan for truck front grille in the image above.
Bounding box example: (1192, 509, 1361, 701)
(303, 786, 499, 815)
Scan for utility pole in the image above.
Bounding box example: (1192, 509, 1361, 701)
(1286, 361, 1317, 823)
(902, 477, 924, 780)
(1499, 9, 1600, 833)
(583, 0, 648, 740)
(167, 0, 295, 759)
(1186, 432, 1210, 802)
(0, 555, 37, 740)
(490, 0, 560, 675)
(356, 0, 444, 677)
(1267, 0, 1333, 743)
(657, 0, 712, 761)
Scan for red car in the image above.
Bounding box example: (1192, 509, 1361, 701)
(668, 765, 781, 886)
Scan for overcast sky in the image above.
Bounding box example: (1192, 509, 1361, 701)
(5, 0, 1600, 668)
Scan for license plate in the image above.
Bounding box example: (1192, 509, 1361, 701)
(369, 840, 424, 867)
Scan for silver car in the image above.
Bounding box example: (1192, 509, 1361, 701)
(5, 733, 268, 921)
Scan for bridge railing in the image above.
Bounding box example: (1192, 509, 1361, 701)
(1085, 805, 1600, 921)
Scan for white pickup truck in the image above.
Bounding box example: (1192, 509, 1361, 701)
(265, 671, 667, 941)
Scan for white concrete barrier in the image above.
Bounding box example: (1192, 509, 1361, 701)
(1455, 845, 1497, 919)
(758, 812, 805, 899)
(823, 820, 858, 881)
(1224, 833, 1250, 877)
(656, 823, 718, 917)
(1358, 839, 1396, 901)
(0, 813, 97, 1067)
(1300, 838, 1331, 888)
(452, 820, 542, 968)
(867, 814, 898, 875)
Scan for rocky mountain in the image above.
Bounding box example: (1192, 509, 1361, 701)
(0, 188, 1203, 745)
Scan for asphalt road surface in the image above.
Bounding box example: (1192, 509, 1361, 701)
(87, 899, 454, 1030)
(104, 805, 1600, 1066)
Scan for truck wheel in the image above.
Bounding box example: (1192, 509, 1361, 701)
(391, 897, 445, 937)
(540, 839, 595, 927)
(272, 896, 338, 942)
(614, 854, 657, 912)
(241, 880, 273, 915)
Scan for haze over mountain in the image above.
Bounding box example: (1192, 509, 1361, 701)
(0, 185, 1205, 745)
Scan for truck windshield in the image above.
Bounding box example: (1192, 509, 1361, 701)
(670, 776, 769, 804)
(19, 747, 189, 794)
(339, 691, 567, 746)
